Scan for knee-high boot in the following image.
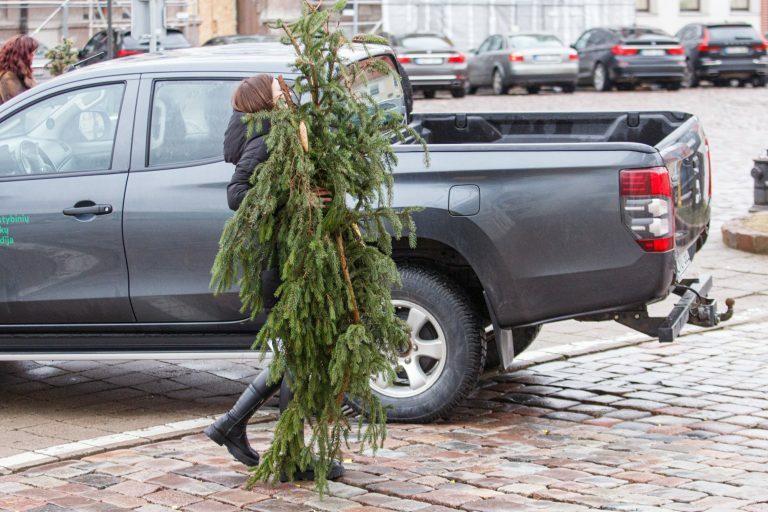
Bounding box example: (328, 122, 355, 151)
(205, 367, 281, 467)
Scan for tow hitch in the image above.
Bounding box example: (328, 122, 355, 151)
(610, 275, 734, 342)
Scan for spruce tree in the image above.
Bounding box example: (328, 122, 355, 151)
(210, 0, 427, 493)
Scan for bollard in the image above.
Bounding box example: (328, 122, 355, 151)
(750, 150, 768, 212)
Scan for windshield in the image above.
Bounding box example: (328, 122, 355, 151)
(399, 35, 452, 50)
(508, 35, 563, 48)
(709, 26, 761, 40)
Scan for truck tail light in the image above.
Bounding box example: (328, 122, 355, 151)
(447, 53, 466, 63)
(620, 167, 675, 253)
(509, 53, 524, 62)
(611, 45, 639, 56)
(666, 46, 685, 55)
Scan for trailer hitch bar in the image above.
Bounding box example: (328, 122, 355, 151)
(608, 275, 734, 342)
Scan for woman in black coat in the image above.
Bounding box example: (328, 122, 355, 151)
(205, 75, 341, 481)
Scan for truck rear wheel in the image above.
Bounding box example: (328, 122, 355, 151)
(357, 266, 485, 423)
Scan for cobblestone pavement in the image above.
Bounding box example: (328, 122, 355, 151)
(3, 322, 768, 511)
(2, 86, 768, 461)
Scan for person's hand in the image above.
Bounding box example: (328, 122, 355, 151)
(313, 187, 332, 208)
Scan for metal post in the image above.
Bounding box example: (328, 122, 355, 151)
(149, 0, 158, 52)
(62, 2, 69, 38)
(352, 0, 358, 34)
(107, 0, 114, 59)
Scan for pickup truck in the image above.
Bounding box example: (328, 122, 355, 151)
(0, 43, 725, 423)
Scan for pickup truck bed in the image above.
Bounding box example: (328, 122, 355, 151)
(390, 111, 710, 330)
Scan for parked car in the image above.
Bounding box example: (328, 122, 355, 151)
(466, 33, 578, 94)
(389, 32, 467, 98)
(574, 26, 686, 91)
(676, 22, 768, 87)
(0, 43, 722, 423)
(78, 28, 191, 66)
(202, 34, 279, 46)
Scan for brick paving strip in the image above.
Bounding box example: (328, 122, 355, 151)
(3, 320, 768, 511)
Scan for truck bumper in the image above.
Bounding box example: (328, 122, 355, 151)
(487, 275, 733, 371)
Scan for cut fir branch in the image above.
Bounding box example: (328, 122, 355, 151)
(210, 0, 428, 494)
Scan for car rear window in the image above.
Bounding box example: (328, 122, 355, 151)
(619, 28, 669, 38)
(508, 35, 563, 48)
(399, 35, 452, 50)
(125, 31, 190, 48)
(709, 26, 761, 41)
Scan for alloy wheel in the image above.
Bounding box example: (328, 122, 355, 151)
(370, 300, 448, 399)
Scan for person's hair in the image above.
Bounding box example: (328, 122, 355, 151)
(0, 35, 38, 78)
(232, 74, 274, 113)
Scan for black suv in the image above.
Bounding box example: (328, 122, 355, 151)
(574, 26, 686, 91)
(677, 23, 768, 87)
(79, 28, 191, 66)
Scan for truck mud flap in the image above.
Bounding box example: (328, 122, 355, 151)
(613, 275, 734, 342)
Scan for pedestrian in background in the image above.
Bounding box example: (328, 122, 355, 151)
(0, 34, 39, 104)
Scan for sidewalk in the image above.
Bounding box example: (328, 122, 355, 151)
(3, 321, 768, 512)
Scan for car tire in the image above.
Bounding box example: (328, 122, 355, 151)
(664, 81, 682, 91)
(682, 61, 699, 88)
(492, 69, 509, 95)
(755, 76, 767, 87)
(561, 83, 576, 93)
(483, 325, 542, 371)
(592, 62, 612, 91)
(423, 90, 436, 99)
(353, 266, 485, 423)
(451, 87, 466, 98)
(526, 86, 541, 94)
(468, 84, 479, 95)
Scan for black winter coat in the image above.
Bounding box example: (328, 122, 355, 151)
(223, 110, 271, 211)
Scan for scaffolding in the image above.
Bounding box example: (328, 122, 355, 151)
(0, 0, 198, 45)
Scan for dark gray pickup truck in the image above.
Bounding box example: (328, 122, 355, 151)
(0, 43, 725, 422)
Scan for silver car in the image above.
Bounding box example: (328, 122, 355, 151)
(467, 33, 579, 94)
(390, 32, 468, 98)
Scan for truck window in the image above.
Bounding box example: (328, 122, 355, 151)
(147, 79, 238, 167)
(352, 56, 407, 120)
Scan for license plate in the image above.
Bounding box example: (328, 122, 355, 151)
(415, 58, 443, 65)
(534, 55, 560, 62)
(675, 249, 692, 276)
(641, 49, 665, 56)
(724, 46, 749, 55)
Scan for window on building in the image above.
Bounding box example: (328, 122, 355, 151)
(680, 0, 701, 11)
(636, 0, 650, 12)
(731, 0, 750, 11)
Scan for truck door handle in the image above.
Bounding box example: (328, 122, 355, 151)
(63, 203, 113, 216)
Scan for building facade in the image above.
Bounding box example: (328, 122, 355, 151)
(635, 0, 763, 35)
(379, 0, 636, 51)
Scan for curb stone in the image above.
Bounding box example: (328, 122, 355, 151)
(722, 213, 768, 254)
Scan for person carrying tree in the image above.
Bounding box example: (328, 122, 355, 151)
(205, 74, 342, 482)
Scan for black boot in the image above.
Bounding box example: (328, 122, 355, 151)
(205, 368, 281, 467)
(276, 375, 345, 482)
(280, 460, 346, 482)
